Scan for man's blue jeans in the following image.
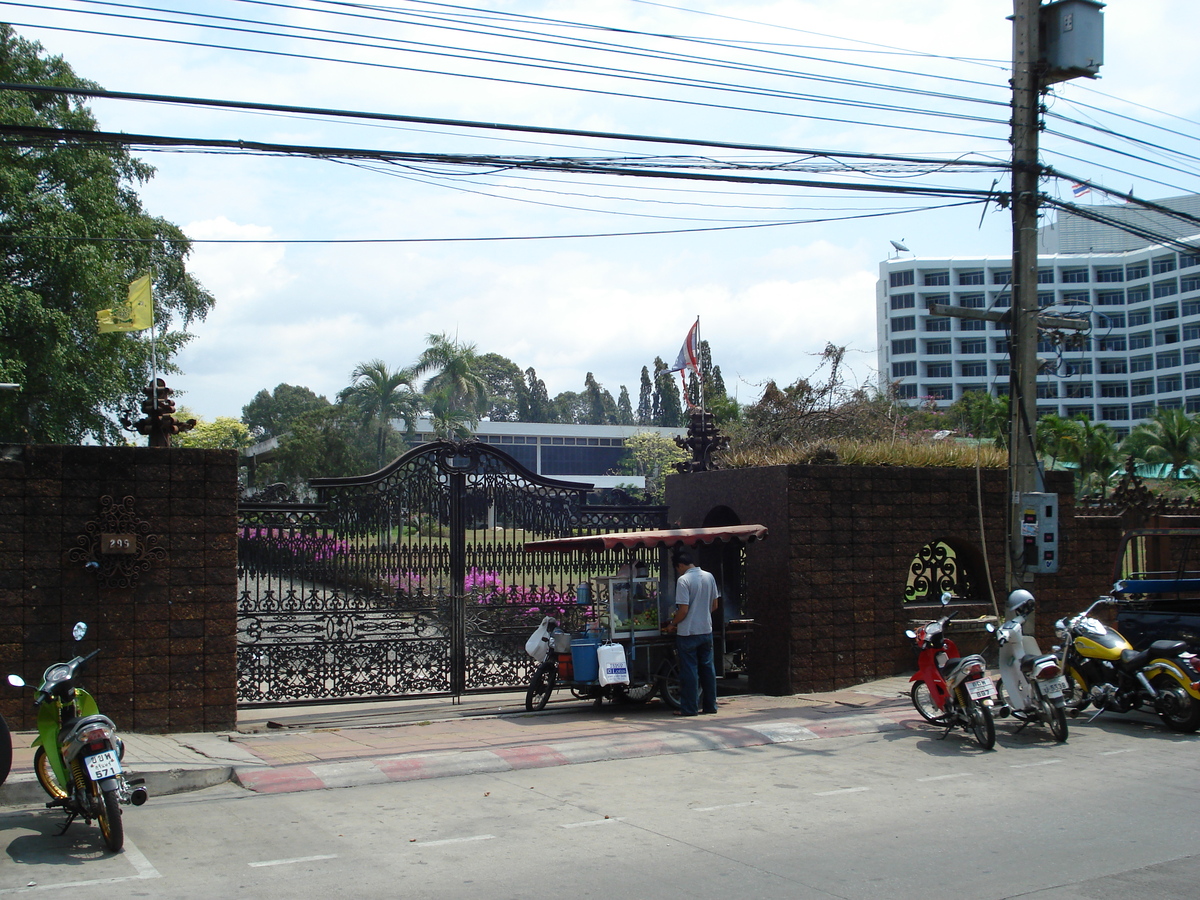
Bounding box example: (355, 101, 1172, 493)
(676, 632, 718, 716)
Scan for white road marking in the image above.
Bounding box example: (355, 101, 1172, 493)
(0, 838, 160, 894)
(412, 834, 496, 846)
(559, 818, 626, 828)
(1100, 749, 1136, 756)
(1009, 758, 1063, 768)
(248, 854, 339, 868)
(917, 773, 973, 782)
(693, 802, 755, 811)
(813, 787, 869, 796)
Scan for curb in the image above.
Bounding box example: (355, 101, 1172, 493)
(0, 764, 234, 809)
(234, 708, 916, 794)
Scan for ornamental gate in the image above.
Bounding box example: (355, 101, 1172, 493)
(237, 440, 664, 705)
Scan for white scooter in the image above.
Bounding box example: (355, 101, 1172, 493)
(994, 589, 1069, 742)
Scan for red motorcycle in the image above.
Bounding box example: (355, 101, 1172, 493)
(906, 595, 997, 749)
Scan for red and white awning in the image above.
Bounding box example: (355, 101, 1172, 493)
(523, 524, 767, 553)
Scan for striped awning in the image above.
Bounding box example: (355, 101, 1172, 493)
(524, 524, 767, 553)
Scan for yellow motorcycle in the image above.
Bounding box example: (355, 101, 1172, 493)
(1056, 596, 1200, 733)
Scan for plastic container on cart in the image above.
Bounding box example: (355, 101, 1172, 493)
(550, 631, 572, 653)
(558, 653, 573, 680)
(571, 634, 600, 682)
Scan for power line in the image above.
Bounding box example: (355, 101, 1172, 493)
(1, 82, 1013, 172)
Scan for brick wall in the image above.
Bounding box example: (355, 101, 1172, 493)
(0, 445, 238, 733)
(667, 464, 1143, 695)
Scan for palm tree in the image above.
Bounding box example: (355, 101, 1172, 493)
(413, 334, 489, 430)
(1060, 415, 1119, 497)
(1121, 407, 1200, 480)
(1036, 413, 1075, 470)
(337, 359, 419, 469)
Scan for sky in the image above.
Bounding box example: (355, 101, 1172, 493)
(8, 1, 1200, 422)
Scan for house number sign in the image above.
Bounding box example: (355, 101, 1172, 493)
(100, 533, 137, 554)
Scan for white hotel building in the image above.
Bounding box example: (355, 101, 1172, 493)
(876, 194, 1200, 435)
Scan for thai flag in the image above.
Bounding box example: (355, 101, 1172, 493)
(668, 319, 701, 377)
(1072, 182, 1090, 198)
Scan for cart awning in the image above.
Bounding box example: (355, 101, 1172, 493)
(524, 524, 767, 553)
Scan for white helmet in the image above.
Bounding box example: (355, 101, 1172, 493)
(1006, 589, 1036, 617)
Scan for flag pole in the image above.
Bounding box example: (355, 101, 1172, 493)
(696, 316, 705, 415)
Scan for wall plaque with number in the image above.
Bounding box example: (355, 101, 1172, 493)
(100, 533, 137, 555)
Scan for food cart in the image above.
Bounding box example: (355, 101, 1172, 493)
(521, 524, 767, 711)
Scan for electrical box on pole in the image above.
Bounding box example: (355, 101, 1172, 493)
(1020, 492, 1060, 574)
(1039, 0, 1105, 85)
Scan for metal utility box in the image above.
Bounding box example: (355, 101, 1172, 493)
(1040, 0, 1104, 85)
(1020, 492, 1060, 574)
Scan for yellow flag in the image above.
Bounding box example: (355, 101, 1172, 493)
(97, 275, 154, 333)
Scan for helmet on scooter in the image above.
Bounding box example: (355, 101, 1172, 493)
(1006, 589, 1036, 617)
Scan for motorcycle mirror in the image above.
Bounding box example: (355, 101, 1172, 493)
(986, 623, 996, 633)
(7, 674, 24, 688)
(905, 629, 917, 639)
(72, 622, 87, 641)
(939, 592, 952, 606)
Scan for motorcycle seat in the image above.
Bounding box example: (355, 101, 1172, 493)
(1119, 641, 1189, 672)
(937, 657, 962, 677)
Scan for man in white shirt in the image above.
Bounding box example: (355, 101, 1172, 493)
(664, 548, 720, 717)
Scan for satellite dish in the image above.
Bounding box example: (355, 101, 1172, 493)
(890, 240, 909, 252)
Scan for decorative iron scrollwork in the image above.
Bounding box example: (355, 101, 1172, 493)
(69, 495, 165, 589)
(904, 539, 975, 603)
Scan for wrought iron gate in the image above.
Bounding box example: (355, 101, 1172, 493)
(237, 440, 664, 705)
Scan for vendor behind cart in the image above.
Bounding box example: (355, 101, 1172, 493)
(665, 549, 720, 717)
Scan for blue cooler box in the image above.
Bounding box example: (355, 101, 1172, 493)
(570, 635, 600, 682)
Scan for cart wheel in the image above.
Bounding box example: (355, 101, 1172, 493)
(658, 658, 682, 710)
(525, 659, 556, 712)
(616, 681, 657, 704)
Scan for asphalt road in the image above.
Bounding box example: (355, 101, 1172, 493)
(2, 711, 1198, 899)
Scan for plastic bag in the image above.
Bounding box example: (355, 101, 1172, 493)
(597, 642, 630, 685)
(525, 616, 555, 661)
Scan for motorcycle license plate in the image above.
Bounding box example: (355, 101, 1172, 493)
(1040, 676, 1068, 698)
(966, 678, 997, 700)
(84, 750, 122, 780)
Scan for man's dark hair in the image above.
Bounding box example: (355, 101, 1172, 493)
(672, 549, 694, 566)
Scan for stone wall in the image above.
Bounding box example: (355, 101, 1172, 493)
(0, 445, 238, 733)
(667, 464, 1136, 695)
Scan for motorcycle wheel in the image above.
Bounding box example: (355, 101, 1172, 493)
(33, 747, 69, 801)
(1039, 695, 1069, 742)
(967, 700, 996, 750)
(1153, 676, 1200, 733)
(524, 659, 556, 712)
(615, 681, 657, 704)
(0, 714, 10, 787)
(910, 682, 950, 725)
(95, 785, 124, 853)
(658, 658, 682, 710)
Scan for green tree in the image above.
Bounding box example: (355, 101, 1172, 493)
(241, 383, 330, 440)
(524, 367, 553, 422)
(583, 372, 617, 425)
(414, 333, 488, 428)
(947, 390, 1009, 446)
(653, 357, 684, 427)
(616, 386, 634, 426)
(476, 353, 528, 422)
(636, 366, 653, 425)
(257, 405, 377, 489)
(337, 359, 418, 469)
(1061, 415, 1119, 497)
(1122, 407, 1200, 480)
(0, 27, 214, 443)
(1036, 412, 1075, 470)
(618, 431, 688, 503)
(550, 390, 587, 424)
(174, 414, 252, 450)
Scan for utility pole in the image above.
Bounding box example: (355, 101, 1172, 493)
(1008, 0, 1044, 591)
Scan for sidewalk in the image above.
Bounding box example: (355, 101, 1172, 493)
(1, 675, 919, 807)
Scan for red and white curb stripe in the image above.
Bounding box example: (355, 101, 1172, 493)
(234, 707, 920, 794)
